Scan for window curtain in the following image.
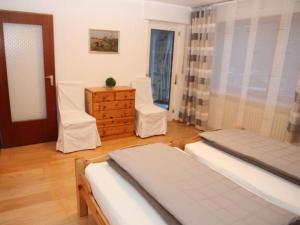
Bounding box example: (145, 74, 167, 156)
(178, 7, 216, 130)
(207, 0, 300, 143)
(287, 78, 300, 143)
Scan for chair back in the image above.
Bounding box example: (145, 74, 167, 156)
(131, 77, 154, 106)
(57, 81, 85, 112)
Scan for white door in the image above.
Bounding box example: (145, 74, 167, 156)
(147, 21, 187, 120)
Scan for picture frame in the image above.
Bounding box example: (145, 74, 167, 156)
(89, 29, 119, 53)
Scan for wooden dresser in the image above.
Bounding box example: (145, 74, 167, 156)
(85, 86, 135, 140)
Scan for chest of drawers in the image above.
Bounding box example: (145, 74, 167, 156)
(85, 86, 135, 140)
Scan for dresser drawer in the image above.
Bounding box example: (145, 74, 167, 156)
(98, 125, 134, 137)
(94, 109, 135, 120)
(115, 91, 135, 100)
(85, 86, 135, 140)
(93, 92, 115, 102)
(97, 117, 135, 127)
(93, 100, 134, 111)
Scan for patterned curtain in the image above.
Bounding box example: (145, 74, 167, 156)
(287, 78, 300, 143)
(178, 7, 216, 130)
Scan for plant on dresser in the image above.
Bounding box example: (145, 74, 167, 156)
(85, 86, 135, 140)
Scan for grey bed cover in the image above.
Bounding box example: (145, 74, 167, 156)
(109, 143, 299, 225)
(200, 129, 300, 186)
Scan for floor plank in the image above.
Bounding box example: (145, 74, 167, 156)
(0, 121, 198, 225)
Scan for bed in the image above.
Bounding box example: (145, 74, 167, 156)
(75, 137, 300, 225)
(75, 142, 183, 225)
(185, 142, 300, 215)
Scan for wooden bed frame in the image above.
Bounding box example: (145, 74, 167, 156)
(75, 153, 110, 225)
(75, 139, 198, 225)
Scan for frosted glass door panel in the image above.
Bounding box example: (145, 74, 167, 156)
(3, 23, 47, 122)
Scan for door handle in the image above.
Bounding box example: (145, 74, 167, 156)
(45, 75, 54, 86)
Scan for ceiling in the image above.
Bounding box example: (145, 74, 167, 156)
(148, 0, 223, 8)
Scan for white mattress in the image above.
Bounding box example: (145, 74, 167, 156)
(185, 142, 300, 215)
(85, 162, 170, 225)
(85, 144, 300, 225)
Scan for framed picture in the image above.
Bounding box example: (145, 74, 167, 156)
(89, 29, 119, 53)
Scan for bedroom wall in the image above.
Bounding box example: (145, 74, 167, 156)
(144, 0, 190, 24)
(0, 0, 190, 87)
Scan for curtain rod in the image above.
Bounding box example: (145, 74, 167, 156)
(193, 0, 235, 10)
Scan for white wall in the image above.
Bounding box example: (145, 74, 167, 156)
(0, 0, 190, 87)
(144, 0, 190, 24)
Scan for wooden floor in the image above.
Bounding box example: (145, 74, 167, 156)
(0, 121, 198, 225)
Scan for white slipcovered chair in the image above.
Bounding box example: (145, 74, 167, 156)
(56, 81, 101, 153)
(131, 77, 167, 138)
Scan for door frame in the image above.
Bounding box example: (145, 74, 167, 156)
(0, 10, 57, 147)
(146, 21, 187, 120)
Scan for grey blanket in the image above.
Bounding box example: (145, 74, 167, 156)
(200, 129, 300, 185)
(109, 143, 299, 225)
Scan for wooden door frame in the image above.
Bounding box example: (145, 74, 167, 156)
(0, 10, 57, 147)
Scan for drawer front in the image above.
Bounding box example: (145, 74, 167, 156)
(97, 117, 135, 127)
(94, 109, 135, 120)
(93, 92, 115, 102)
(115, 91, 135, 100)
(101, 132, 133, 140)
(93, 100, 134, 111)
(98, 125, 134, 137)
